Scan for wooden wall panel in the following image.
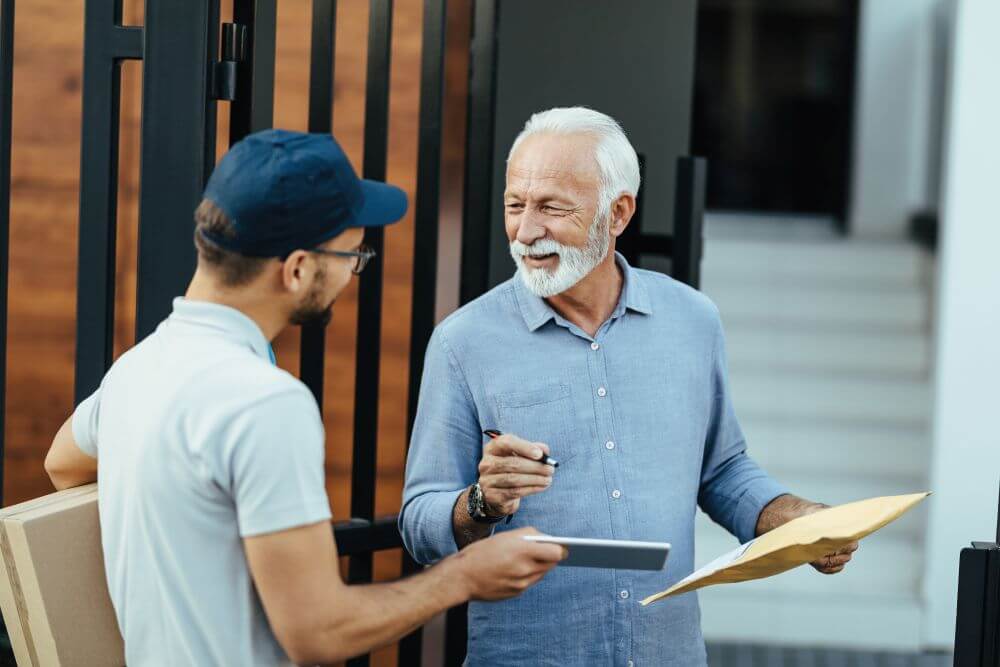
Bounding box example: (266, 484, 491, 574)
(6, 3, 477, 663)
(5, 0, 441, 529)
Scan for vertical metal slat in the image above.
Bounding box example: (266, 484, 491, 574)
(446, 2, 499, 660)
(230, 0, 277, 144)
(398, 0, 448, 663)
(670, 156, 706, 290)
(134, 0, 220, 341)
(301, 0, 337, 405)
(0, 0, 15, 503)
(75, 0, 130, 403)
(347, 2, 393, 665)
(457, 0, 498, 307)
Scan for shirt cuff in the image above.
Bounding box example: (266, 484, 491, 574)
(401, 488, 466, 564)
(733, 478, 790, 544)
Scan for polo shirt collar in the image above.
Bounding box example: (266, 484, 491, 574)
(168, 297, 273, 362)
(514, 251, 653, 332)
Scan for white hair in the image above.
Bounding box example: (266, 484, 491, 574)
(507, 106, 641, 217)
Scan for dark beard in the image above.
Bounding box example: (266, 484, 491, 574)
(290, 268, 335, 327)
(290, 299, 334, 327)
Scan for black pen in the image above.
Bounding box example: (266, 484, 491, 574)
(483, 429, 559, 468)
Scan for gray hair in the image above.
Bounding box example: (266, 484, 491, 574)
(507, 106, 641, 218)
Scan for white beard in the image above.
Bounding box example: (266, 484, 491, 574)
(510, 213, 611, 298)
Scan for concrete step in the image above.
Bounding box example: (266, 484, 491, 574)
(706, 285, 928, 332)
(723, 328, 930, 377)
(730, 373, 931, 426)
(697, 589, 923, 651)
(739, 419, 929, 481)
(702, 238, 930, 288)
(689, 525, 923, 599)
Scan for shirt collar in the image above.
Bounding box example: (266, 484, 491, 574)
(513, 251, 653, 333)
(167, 297, 273, 362)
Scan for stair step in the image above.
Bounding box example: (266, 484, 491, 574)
(689, 526, 922, 598)
(730, 373, 930, 426)
(723, 328, 930, 377)
(739, 419, 929, 480)
(706, 286, 927, 332)
(702, 238, 929, 287)
(697, 589, 923, 651)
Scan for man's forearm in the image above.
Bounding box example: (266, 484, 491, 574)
(754, 493, 825, 536)
(44, 416, 98, 490)
(306, 555, 472, 663)
(452, 487, 494, 548)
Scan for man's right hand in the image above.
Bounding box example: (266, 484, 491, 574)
(477, 433, 555, 517)
(454, 528, 566, 601)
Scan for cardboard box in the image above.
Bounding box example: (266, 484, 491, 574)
(0, 484, 124, 666)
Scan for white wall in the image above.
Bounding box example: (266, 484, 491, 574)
(850, 0, 945, 237)
(921, 0, 1000, 648)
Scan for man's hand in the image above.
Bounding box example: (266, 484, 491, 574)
(451, 527, 566, 601)
(755, 494, 859, 575)
(477, 433, 555, 517)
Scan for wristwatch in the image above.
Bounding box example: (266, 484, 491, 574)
(467, 482, 507, 524)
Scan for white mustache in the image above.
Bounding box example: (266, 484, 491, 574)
(509, 239, 566, 259)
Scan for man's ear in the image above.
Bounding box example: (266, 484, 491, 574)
(609, 193, 637, 238)
(280, 250, 313, 293)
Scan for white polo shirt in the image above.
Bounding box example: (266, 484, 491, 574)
(72, 298, 332, 666)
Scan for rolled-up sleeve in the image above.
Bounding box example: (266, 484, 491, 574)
(698, 313, 789, 544)
(399, 327, 482, 564)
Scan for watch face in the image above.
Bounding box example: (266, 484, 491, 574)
(468, 483, 483, 518)
(468, 483, 502, 524)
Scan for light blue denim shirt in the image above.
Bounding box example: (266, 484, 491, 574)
(400, 253, 788, 666)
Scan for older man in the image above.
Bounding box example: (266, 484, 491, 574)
(399, 108, 858, 665)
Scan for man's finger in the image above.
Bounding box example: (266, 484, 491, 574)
(487, 473, 553, 489)
(485, 456, 554, 476)
(524, 542, 567, 564)
(485, 434, 550, 459)
(816, 553, 852, 567)
(492, 485, 549, 502)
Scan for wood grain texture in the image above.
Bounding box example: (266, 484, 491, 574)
(5, 1, 475, 663)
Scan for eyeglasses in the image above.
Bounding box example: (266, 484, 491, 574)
(307, 243, 377, 274)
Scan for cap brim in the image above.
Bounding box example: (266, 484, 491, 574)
(353, 180, 408, 228)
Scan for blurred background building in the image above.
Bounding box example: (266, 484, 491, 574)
(2, 0, 998, 664)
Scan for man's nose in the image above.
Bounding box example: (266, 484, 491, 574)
(515, 214, 546, 245)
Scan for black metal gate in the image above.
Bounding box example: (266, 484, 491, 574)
(0, 1, 704, 664)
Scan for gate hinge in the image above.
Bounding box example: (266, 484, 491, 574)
(209, 23, 247, 101)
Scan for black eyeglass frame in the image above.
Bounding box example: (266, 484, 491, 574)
(305, 243, 377, 274)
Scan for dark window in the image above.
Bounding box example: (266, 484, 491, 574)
(692, 0, 859, 222)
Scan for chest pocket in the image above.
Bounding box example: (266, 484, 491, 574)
(495, 384, 580, 465)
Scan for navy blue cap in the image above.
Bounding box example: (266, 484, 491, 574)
(201, 129, 407, 257)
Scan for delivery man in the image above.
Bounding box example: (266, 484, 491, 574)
(43, 129, 564, 666)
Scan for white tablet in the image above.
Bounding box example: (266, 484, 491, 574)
(523, 535, 670, 571)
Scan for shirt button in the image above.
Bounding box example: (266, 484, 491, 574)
(590, 342, 600, 351)
(612, 489, 622, 499)
(597, 386, 607, 397)
(628, 661, 635, 667)
(619, 589, 630, 599)
(605, 440, 615, 450)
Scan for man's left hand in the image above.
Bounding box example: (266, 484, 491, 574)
(755, 494, 859, 575)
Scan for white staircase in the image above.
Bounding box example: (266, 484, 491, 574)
(692, 218, 935, 650)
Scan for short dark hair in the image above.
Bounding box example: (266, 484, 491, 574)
(193, 199, 269, 286)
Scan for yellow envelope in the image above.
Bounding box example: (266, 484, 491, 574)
(641, 492, 930, 606)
